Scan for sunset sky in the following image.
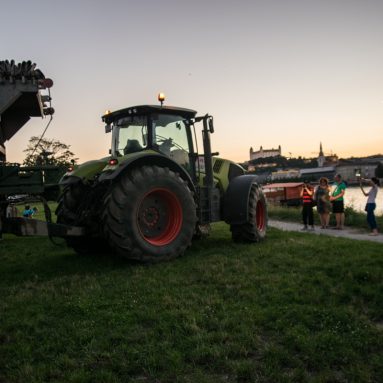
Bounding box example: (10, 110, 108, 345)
(2, 0, 383, 164)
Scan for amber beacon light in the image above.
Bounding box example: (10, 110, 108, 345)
(158, 93, 165, 106)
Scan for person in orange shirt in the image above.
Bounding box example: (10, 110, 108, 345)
(300, 180, 315, 231)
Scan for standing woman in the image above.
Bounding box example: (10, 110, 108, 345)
(360, 177, 380, 236)
(315, 177, 331, 229)
(300, 180, 315, 231)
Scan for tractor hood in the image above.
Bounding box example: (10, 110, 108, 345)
(60, 158, 109, 185)
(60, 150, 172, 185)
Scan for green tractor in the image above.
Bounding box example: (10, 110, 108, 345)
(56, 97, 267, 261)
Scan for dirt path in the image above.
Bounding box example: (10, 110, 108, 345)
(268, 219, 383, 244)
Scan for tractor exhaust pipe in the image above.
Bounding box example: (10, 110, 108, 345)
(202, 114, 214, 189)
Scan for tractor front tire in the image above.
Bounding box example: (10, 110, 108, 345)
(230, 184, 267, 242)
(103, 166, 197, 262)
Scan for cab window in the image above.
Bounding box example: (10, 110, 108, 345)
(114, 116, 147, 156)
(153, 114, 191, 167)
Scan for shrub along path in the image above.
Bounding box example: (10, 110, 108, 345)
(269, 219, 383, 244)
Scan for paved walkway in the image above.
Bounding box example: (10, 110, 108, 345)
(269, 219, 383, 244)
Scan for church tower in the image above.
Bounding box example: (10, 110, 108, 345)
(317, 142, 325, 167)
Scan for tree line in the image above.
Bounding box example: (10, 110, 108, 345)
(23, 136, 77, 167)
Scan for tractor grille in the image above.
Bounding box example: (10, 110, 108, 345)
(213, 159, 224, 173)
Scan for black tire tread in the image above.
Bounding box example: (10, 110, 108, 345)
(102, 165, 197, 262)
(56, 184, 109, 255)
(231, 184, 267, 243)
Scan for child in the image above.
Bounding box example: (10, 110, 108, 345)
(22, 205, 34, 218)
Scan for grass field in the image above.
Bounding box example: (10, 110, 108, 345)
(0, 223, 382, 383)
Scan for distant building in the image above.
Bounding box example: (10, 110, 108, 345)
(250, 145, 281, 161)
(271, 169, 300, 181)
(300, 166, 336, 181)
(336, 165, 374, 183)
(336, 157, 382, 183)
(317, 142, 338, 167)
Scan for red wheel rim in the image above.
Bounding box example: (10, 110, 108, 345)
(137, 188, 183, 246)
(256, 200, 266, 231)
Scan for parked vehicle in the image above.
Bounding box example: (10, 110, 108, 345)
(263, 182, 303, 206)
(0, 61, 268, 262)
(56, 98, 268, 261)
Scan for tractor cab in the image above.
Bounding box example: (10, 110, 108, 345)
(103, 104, 199, 175)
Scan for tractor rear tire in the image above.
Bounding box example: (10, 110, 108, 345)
(56, 184, 109, 255)
(230, 184, 267, 242)
(103, 166, 197, 262)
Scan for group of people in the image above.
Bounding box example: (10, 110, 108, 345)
(301, 174, 380, 235)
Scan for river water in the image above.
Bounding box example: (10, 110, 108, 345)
(342, 186, 382, 216)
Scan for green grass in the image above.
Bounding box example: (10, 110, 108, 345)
(0, 224, 382, 382)
(268, 204, 383, 230)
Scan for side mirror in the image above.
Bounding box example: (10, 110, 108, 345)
(208, 116, 214, 133)
(105, 124, 112, 133)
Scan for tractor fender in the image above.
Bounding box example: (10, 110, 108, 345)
(59, 175, 82, 186)
(98, 153, 196, 193)
(223, 175, 259, 225)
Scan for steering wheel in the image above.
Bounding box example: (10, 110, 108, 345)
(156, 135, 173, 145)
(156, 135, 188, 153)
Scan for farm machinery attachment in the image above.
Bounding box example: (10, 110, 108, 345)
(0, 60, 74, 239)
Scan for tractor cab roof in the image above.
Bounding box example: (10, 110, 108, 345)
(102, 105, 197, 124)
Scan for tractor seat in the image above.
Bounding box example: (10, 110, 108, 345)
(123, 139, 143, 154)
